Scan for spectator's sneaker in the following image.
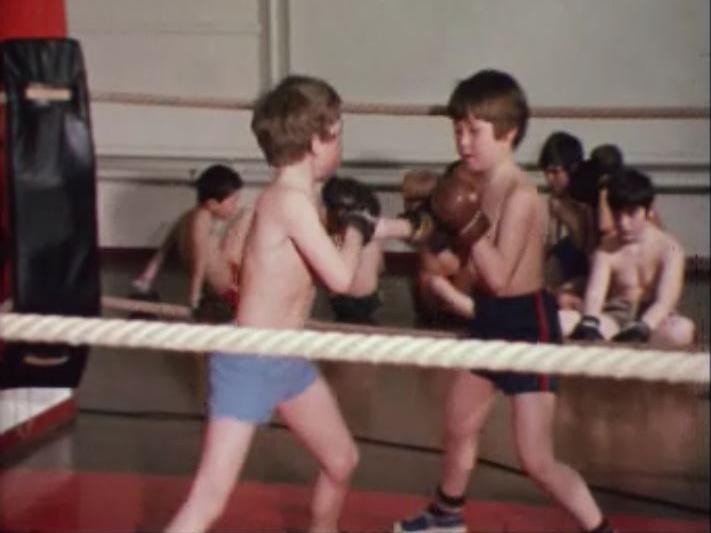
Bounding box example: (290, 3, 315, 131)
(393, 504, 466, 533)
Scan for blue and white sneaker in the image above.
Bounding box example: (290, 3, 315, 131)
(393, 504, 467, 533)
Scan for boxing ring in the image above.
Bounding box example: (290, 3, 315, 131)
(1, 51, 709, 532)
(1, 272, 709, 532)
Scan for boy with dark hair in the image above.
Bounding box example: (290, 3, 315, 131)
(568, 169, 694, 346)
(166, 75, 376, 533)
(133, 164, 247, 320)
(538, 131, 595, 310)
(321, 175, 383, 324)
(394, 70, 611, 533)
(409, 161, 477, 329)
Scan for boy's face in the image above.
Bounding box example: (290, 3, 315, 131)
(613, 205, 648, 243)
(543, 166, 569, 196)
(209, 191, 240, 219)
(452, 116, 514, 174)
(313, 119, 343, 180)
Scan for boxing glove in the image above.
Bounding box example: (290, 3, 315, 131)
(429, 174, 490, 249)
(570, 315, 604, 341)
(322, 176, 380, 244)
(611, 320, 651, 343)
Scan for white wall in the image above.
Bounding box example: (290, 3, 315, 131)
(64, 0, 710, 255)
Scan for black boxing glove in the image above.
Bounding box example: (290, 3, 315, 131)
(342, 210, 377, 244)
(611, 320, 651, 343)
(570, 315, 604, 341)
(322, 176, 380, 244)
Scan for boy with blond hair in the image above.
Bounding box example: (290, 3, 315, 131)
(167, 75, 378, 533)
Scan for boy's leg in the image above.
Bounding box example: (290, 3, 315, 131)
(558, 309, 581, 337)
(277, 375, 359, 533)
(512, 392, 605, 531)
(599, 313, 620, 340)
(393, 371, 496, 533)
(166, 417, 256, 533)
(441, 371, 497, 498)
(652, 314, 696, 347)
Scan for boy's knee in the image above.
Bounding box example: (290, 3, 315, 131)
(655, 316, 696, 347)
(323, 442, 359, 483)
(444, 416, 484, 443)
(517, 448, 555, 481)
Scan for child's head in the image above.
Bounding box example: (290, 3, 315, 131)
(447, 69, 529, 150)
(251, 75, 342, 176)
(538, 131, 583, 196)
(607, 168, 655, 242)
(195, 164, 243, 218)
(590, 144, 624, 176)
(401, 168, 439, 212)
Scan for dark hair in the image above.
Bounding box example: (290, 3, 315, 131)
(251, 75, 341, 167)
(538, 131, 584, 173)
(195, 164, 243, 203)
(590, 144, 624, 175)
(447, 69, 529, 148)
(606, 168, 655, 212)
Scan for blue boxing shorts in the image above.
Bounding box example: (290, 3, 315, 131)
(208, 352, 319, 424)
(470, 290, 561, 395)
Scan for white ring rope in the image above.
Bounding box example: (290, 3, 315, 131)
(1, 312, 708, 385)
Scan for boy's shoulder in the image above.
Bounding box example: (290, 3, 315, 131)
(259, 179, 317, 222)
(650, 224, 684, 257)
(499, 165, 538, 209)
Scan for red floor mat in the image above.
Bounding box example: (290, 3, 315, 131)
(0, 468, 707, 532)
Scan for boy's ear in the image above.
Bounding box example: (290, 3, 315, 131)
(204, 198, 219, 211)
(310, 132, 323, 155)
(503, 127, 518, 145)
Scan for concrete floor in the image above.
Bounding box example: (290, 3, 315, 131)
(1, 253, 709, 530)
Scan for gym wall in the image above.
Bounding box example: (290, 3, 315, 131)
(62, 0, 709, 256)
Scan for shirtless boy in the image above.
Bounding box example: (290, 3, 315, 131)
(133, 164, 249, 321)
(410, 162, 478, 329)
(394, 70, 612, 533)
(166, 75, 377, 533)
(321, 175, 384, 324)
(538, 131, 594, 310)
(568, 168, 695, 347)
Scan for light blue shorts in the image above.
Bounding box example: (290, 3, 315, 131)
(208, 352, 319, 424)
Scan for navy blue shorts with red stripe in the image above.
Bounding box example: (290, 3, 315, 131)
(470, 290, 561, 395)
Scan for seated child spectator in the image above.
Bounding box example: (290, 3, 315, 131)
(566, 168, 695, 347)
(408, 162, 477, 330)
(321, 175, 384, 324)
(539, 131, 595, 309)
(133, 164, 250, 322)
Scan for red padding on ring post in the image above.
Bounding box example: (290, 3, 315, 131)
(0, 0, 67, 39)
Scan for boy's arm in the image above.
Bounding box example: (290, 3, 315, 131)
(597, 189, 615, 238)
(133, 222, 177, 292)
(581, 250, 613, 317)
(568, 249, 612, 340)
(224, 207, 255, 276)
(469, 187, 536, 293)
(188, 211, 211, 309)
(373, 216, 414, 241)
(639, 238, 685, 330)
(285, 192, 364, 294)
(428, 274, 475, 318)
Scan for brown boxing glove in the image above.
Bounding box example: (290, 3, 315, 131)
(455, 209, 490, 249)
(429, 173, 489, 248)
(399, 207, 435, 244)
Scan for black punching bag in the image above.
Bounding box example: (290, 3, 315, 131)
(0, 38, 100, 388)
